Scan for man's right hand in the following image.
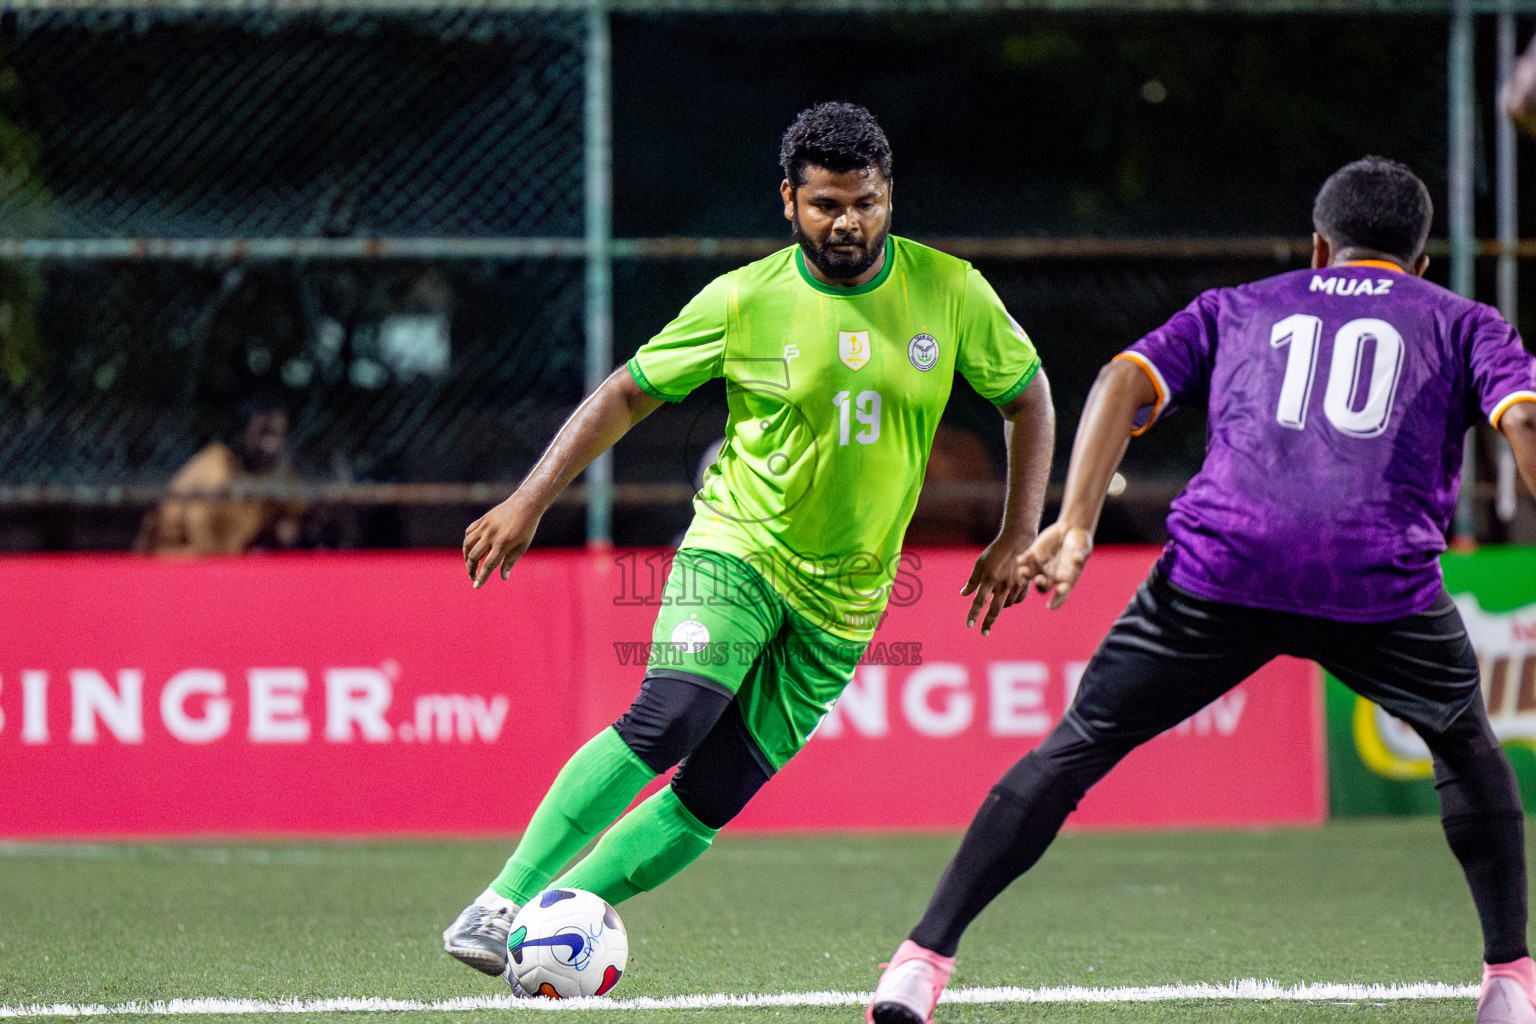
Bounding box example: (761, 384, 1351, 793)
(1018, 521, 1094, 611)
(1505, 40, 1536, 138)
(458, 368, 662, 590)
(464, 496, 542, 588)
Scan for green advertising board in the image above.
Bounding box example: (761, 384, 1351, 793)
(1328, 546, 1536, 815)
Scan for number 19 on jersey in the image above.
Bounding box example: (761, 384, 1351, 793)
(833, 390, 882, 445)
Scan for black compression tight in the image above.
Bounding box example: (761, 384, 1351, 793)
(611, 673, 773, 831)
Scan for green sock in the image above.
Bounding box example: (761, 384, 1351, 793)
(490, 727, 655, 905)
(552, 787, 719, 905)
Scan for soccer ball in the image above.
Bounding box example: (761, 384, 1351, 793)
(506, 888, 628, 999)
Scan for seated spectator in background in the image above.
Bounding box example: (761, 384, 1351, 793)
(135, 397, 306, 555)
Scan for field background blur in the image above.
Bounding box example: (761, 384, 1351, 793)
(3, 2, 1532, 553)
(4, 5, 1535, 1018)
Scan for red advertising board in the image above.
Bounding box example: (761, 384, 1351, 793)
(0, 548, 1323, 838)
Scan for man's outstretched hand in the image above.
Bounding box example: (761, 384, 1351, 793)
(463, 496, 541, 588)
(962, 533, 1035, 636)
(1504, 40, 1536, 139)
(1019, 522, 1094, 611)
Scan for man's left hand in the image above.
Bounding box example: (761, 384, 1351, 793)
(962, 533, 1034, 636)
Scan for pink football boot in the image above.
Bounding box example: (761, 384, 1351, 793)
(1478, 957, 1536, 1024)
(867, 940, 956, 1024)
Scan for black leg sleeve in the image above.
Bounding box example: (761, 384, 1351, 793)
(612, 674, 733, 774)
(907, 740, 1103, 958)
(908, 570, 1272, 958)
(669, 701, 773, 830)
(1313, 591, 1526, 965)
(1420, 693, 1529, 964)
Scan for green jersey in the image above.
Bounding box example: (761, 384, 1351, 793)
(627, 235, 1041, 642)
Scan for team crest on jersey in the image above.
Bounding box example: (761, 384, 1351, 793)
(839, 331, 871, 371)
(908, 333, 938, 371)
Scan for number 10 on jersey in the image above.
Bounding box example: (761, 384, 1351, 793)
(833, 390, 882, 445)
(1270, 314, 1405, 438)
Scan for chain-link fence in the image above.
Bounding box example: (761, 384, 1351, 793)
(1, 3, 1532, 551)
(0, 7, 594, 547)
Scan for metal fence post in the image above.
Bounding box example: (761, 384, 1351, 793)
(1498, 6, 1519, 321)
(1497, 1, 1521, 524)
(1451, 0, 1479, 542)
(585, 0, 614, 548)
(1450, 0, 1476, 301)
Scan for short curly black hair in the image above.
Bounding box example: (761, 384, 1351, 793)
(1312, 156, 1432, 264)
(780, 102, 892, 188)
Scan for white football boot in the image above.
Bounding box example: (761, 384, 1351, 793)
(867, 940, 956, 1024)
(1478, 964, 1536, 1024)
(442, 901, 518, 977)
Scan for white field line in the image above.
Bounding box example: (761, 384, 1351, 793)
(0, 981, 1478, 1017)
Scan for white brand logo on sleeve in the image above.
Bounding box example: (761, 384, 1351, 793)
(670, 619, 711, 653)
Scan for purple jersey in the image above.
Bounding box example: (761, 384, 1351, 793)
(1123, 261, 1536, 622)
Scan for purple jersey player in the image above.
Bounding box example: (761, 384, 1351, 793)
(869, 157, 1536, 1024)
(1125, 257, 1536, 622)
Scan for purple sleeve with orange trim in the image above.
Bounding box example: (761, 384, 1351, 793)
(1118, 289, 1223, 432)
(1465, 304, 1536, 428)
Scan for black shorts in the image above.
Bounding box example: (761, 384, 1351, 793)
(1066, 567, 1482, 750)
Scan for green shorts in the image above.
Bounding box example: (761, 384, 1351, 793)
(645, 548, 868, 772)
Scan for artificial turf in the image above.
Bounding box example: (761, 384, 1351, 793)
(0, 818, 1503, 1022)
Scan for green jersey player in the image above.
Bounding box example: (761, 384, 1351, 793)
(444, 103, 1055, 982)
